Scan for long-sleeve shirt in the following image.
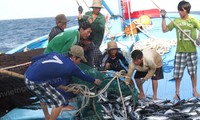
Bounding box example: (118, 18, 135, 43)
(25, 52, 95, 100)
(79, 11, 106, 47)
(125, 49, 162, 82)
(48, 26, 64, 42)
(25, 52, 95, 86)
(101, 51, 129, 72)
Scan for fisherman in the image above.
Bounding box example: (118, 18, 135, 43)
(78, 0, 106, 69)
(124, 49, 163, 100)
(48, 14, 69, 42)
(100, 41, 129, 72)
(78, 35, 94, 67)
(44, 21, 92, 55)
(24, 45, 102, 120)
(160, 1, 200, 99)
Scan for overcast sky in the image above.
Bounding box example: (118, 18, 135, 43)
(0, 0, 199, 20)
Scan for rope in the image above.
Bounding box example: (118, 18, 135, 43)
(58, 84, 91, 115)
(121, 8, 176, 55)
(76, 0, 80, 6)
(116, 76, 128, 119)
(132, 38, 176, 55)
(0, 61, 31, 70)
(123, 20, 155, 38)
(58, 70, 130, 117)
(82, 0, 91, 12)
(92, 87, 102, 120)
(126, 0, 135, 37)
(0, 69, 24, 79)
(0, 61, 31, 80)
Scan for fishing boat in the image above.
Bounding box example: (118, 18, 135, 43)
(1, 0, 200, 119)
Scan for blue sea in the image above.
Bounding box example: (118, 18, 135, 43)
(0, 16, 77, 53)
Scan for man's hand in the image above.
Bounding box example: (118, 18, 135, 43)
(160, 9, 166, 19)
(78, 6, 83, 14)
(124, 76, 130, 85)
(94, 79, 102, 85)
(82, 15, 89, 21)
(105, 63, 110, 70)
(88, 17, 93, 24)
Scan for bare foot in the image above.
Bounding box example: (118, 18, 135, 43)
(62, 105, 75, 111)
(138, 95, 146, 100)
(152, 96, 157, 100)
(45, 115, 50, 120)
(173, 94, 180, 101)
(193, 93, 200, 98)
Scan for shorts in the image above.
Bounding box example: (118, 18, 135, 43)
(25, 78, 66, 108)
(134, 67, 164, 80)
(173, 52, 197, 79)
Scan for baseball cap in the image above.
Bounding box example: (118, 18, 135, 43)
(55, 14, 70, 23)
(69, 45, 87, 62)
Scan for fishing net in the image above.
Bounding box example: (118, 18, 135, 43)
(0, 48, 44, 117)
(72, 63, 138, 120)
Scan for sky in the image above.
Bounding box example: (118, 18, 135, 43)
(0, 0, 199, 20)
(0, 0, 82, 20)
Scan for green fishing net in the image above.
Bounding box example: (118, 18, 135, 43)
(72, 63, 138, 120)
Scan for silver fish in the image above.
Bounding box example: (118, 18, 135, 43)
(129, 111, 140, 120)
(164, 109, 178, 114)
(103, 114, 112, 120)
(188, 115, 200, 120)
(144, 116, 168, 120)
(98, 94, 108, 102)
(112, 113, 125, 120)
(101, 104, 110, 114)
(125, 101, 131, 106)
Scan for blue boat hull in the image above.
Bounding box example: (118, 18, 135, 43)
(3, 10, 200, 119)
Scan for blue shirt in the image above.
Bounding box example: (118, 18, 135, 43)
(25, 52, 95, 87)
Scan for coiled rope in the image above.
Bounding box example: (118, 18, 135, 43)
(132, 38, 177, 55)
(59, 70, 129, 119)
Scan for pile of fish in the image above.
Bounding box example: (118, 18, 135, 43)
(98, 91, 200, 120)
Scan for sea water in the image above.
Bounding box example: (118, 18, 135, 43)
(0, 16, 77, 53)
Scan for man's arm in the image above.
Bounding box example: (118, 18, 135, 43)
(124, 62, 135, 85)
(162, 18, 169, 33)
(160, 9, 169, 33)
(144, 68, 156, 80)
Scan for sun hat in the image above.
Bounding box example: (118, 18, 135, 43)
(69, 45, 87, 62)
(55, 14, 69, 23)
(90, 0, 103, 8)
(106, 41, 120, 51)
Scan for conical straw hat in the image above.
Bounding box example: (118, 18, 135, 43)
(90, 0, 103, 8)
(106, 41, 120, 51)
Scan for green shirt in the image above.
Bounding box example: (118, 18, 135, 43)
(44, 30, 80, 54)
(80, 11, 106, 47)
(167, 16, 200, 52)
